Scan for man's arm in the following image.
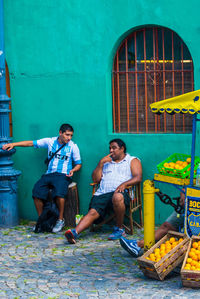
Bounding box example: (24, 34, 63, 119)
(92, 154, 112, 183)
(2, 141, 34, 151)
(115, 158, 142, 192)
(66, 164, 82, 177)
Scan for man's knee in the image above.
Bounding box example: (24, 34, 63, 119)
(87, 208, 100, 219)
(112, 192, 124, 205)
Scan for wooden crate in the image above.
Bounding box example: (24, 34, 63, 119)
(181, 235, 200, 288)
(137, 231, 189, 281)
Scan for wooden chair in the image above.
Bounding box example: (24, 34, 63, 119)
(90, 182, 143, 234)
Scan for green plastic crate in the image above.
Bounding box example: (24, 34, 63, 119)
(157, 153, 200, 179)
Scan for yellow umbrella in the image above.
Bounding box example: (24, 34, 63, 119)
(150, 89, 200, 186)
(150, 89, 200, 115)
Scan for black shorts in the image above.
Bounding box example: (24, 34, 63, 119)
(89, 191, 130, 222)
(32, 172, 72, 201)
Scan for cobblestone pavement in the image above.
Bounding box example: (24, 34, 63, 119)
(0, 224, 199, 299)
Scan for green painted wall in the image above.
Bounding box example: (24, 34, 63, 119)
(3, 0, 200, 224)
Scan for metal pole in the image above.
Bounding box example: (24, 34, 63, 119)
(190, 114, 197, 186)
(143, 180, 159, 251)
(0, 0, 21, 226)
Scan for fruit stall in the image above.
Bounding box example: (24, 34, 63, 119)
(138, 90, 200, 287)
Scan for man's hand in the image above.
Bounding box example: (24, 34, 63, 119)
(2, 143, 14, 151)
(92, 154, 112, 183)
(100, 154, 112, 165)
(66, 170, 74, 177)
(115, 183, 126, 193)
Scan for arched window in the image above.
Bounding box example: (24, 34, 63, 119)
(112, 27, 194, 133)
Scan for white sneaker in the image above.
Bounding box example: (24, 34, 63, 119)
(52, 219, 65, 233)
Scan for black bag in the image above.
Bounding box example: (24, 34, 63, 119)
(34, 200, 59, 233)
(44, 143, 66, 166)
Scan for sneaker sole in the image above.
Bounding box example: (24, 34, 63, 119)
(119, 238, 139, 258)
(64, 231, 76, 244)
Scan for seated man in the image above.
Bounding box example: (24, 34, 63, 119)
(2, 123, 82, 233)
(120, 191, 185, 257)
(65, 138, 142, 244)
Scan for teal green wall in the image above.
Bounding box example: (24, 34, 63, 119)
(3, 0, 200, 224)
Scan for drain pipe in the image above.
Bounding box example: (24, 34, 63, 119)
(0, 0, 21, 226)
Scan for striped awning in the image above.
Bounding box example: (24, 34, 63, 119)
(150, 90, 200, 115)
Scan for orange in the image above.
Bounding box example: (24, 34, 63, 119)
(186, 157, 191, 163)
(169, 162, 175, 168)
(165, 248, 171, 253)
(196, 262, 200, 268)
(189, 251, 195, 258)
(182, 162, 188, 168)
(192, 242, 198, 249)
(169, 237, 176, 244)
(160, 244, 166, 249)
(198, 241, 200, 246)
(187, 258, 192, 264)
(195, 250, 200, 256)
(185, 263, 191, 269)
(178, 238, 183, 243)
(192, 255, 198, 261)
(190, 248, 196, 253)
(149, 253, 156, 261)
(154, 248, 160, 253)
(191, 266, 196, 270)
(191, 260, 197, 266)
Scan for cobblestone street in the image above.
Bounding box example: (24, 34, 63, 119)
(0, 225, 199, 298)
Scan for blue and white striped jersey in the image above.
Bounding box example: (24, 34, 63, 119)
(33, 137, 81, 175)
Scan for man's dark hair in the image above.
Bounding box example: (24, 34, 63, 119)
(109, 138, 126, 153)
(59, 124, 74, 133)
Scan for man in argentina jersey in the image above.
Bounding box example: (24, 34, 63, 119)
(65, 138, 142, 244)
(2, 124, 82, 233)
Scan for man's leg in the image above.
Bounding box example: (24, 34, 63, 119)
(120, 221, 176, 258)
(33, 197, 44, 216)
(107, 192, 127, 240)
(52, 196, 66, 233)
(32, 175, 49, 218)
(52, 174, 71, 233)
(55, 197, 65, 220)
(76, 209, 100, 233)
(65, 208, 100, 244)
(112, 192, 126, 228)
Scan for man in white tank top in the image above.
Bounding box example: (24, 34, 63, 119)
(65, 138, 142, 244)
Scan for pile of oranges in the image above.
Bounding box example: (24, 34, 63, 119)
(184, 241, 200, 271)
(163, 157, 191, 171)
(145, 237, 183, 262)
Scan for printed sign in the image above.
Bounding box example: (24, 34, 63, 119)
(185, 187, 200, 238)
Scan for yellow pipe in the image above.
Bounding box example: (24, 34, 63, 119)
(143, 180, 159, 251)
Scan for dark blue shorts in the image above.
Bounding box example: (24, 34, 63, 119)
(32, 172, 72, 201)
